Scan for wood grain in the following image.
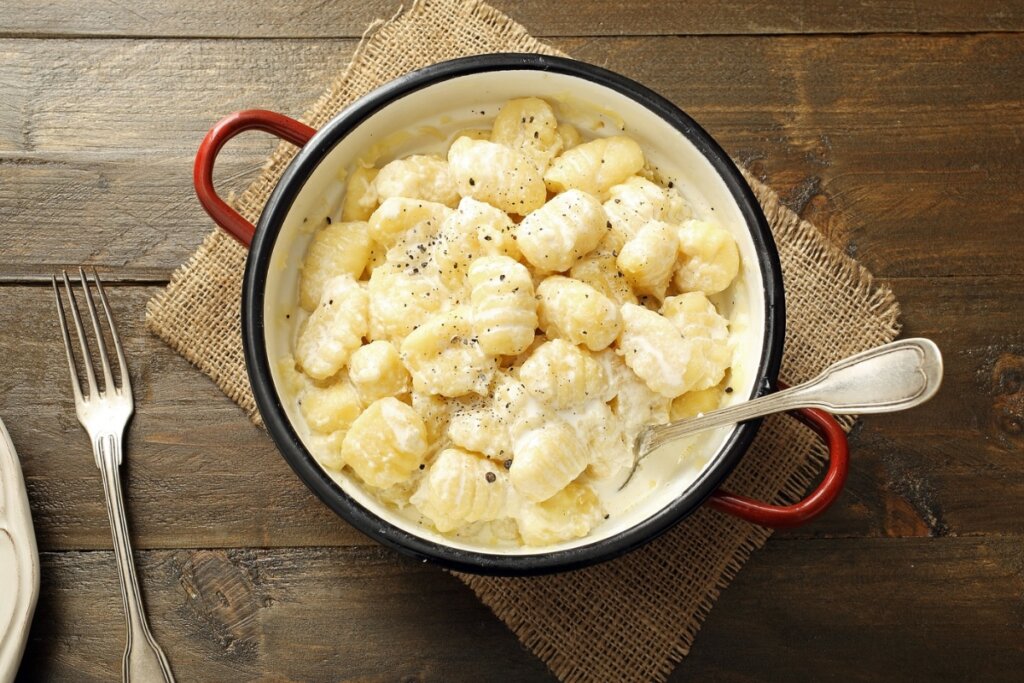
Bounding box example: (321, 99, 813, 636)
(1, 34, 1022, 280)
(17, 537, 1024, 681)
(19, 547, 554, 681)
(679, 536, 1024, 682)
(782, 274, 1024, 541)
(2, 276, 1020, 553)
(2, 284, 370, 552)
(2, 0, 1022, 38)
(2, 4, 1022, 680)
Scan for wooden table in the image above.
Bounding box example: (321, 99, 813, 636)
(3, 1, 1022, 680)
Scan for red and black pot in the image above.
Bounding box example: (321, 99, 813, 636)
(194, 53, 847, 575)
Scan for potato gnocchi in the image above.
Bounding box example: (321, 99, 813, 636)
(283, 97, 742, 547)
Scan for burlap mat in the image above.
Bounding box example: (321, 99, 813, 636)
(146, 1, 901, 680)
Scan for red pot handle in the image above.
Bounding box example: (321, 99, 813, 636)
(193, 109, 316, 247)
(706, 392, 849, 528)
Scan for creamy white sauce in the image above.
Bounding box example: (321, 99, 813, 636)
(270, 89, 759, 553)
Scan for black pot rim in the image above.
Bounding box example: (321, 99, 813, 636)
(242, 53, 786, 576)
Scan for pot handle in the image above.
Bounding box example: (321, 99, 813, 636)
(706, 399, 849, 528)
(194, 109, 317, 247)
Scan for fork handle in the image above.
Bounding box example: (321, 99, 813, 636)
(640, 338, 942, 450)
(96, 434, 175, 683)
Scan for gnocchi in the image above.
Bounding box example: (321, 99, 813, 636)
(490, 97, 563, 172)
(544, 135, 644, 199)
(674, 219, 740, 295)
(341, 397, 429, 489)
(298, 221, 372, 311)
(283, 97, 744, 547)
(516, 189, 608, 273)
(519, 339, 608, 409)
(400, 307, 497, 397)
(536, 276, 621, 351)
(348, 340, 411, 403)
(341, 164, 379, 221)
(295, 274, 368, 380)
(617, 219, 679, 300)
(412, 448, 511, 532)
(447, 136, 546, 214)
(468, 255, 538, 356)
(374, 154, 461, 207)
(510, 420, 589, 502)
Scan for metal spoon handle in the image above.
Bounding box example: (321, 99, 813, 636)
(640, 338, 943, 453)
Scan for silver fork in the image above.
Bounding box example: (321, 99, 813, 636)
(53, 268, 175, 683)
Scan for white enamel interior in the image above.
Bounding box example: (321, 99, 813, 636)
(262, 69, 768, 556)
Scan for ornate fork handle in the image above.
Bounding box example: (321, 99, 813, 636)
(54, 269, 176, 682)
(95, 433, 174, 683)
(638, 338, 943, 455)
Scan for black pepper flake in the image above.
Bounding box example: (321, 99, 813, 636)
(469, 177, 476, 186)
(606, 220, 612, 229)
(503, 459, 512, 469)
(533, 130, 539, 139)
(604, 514, 610, 520)
(725, 386, 734, 394)
(325, 216, 332, 224)
(499, 274, 506, 281)
(484, 235, 492, 241)
(485, 471, 497, 483)
(419, 463, 425, 470)
(667, 181, 675, 189)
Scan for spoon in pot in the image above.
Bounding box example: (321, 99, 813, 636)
(622, 338, 943, 488)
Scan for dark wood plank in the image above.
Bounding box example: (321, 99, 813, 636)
(2, 0, 1023, 38)
(0, 38, 358, 153)
(1, 6, 1018, 682)
(679, 536, 1024, 681)
(18, 537, 1024, 681)
(18, 546, 554, 681)
(3, 285, 371, 552)
(0, 154, 265, 284)
(2, 275, 1020, 552)
(2, 34, 1022, 280)
(781, 274, 1024, 541)
(568, 34, 1024, 281)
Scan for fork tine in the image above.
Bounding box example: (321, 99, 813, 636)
(61, 270, 99, 399)
(78, 267, 116, 393)
(52, 276, 84, 403)
(91, 269, 131, 395)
